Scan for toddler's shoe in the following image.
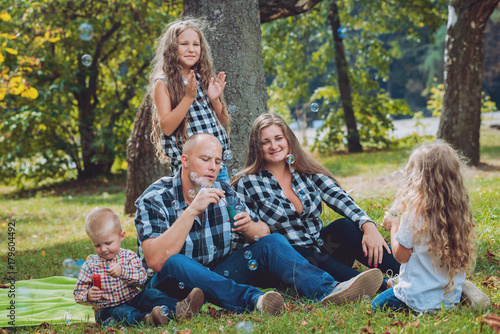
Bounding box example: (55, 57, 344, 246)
(321, 268, 383, 305)
(176, 287, 205, 320)
(151, 306, 170, 326)
(461, 280, 490, 308)
(256, 291, 285, 315)
(144, 312, 156, 326)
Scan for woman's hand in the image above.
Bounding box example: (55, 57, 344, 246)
(207, 72, 226, 101)
(361, 222, 391, 268)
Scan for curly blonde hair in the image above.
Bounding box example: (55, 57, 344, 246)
(148, 17, 229, 163)
(392, 141, 475, 295)
(231, 113, 338, 186)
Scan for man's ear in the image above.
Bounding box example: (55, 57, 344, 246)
(180, 154, 189, 168)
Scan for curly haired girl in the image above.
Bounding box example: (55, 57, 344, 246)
(372, 141, 490, 312)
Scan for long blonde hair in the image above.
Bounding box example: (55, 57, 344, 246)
(392, 141, 475, 294)
(232, 113, 338, 185)
(149, 17, 229, 163)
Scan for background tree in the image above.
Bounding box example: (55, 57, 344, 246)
(438, 0, 500, 166)
(0, 0, 176, 183)
(262, 0, 447, 153)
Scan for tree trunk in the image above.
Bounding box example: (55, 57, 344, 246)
(183, 0, 268, 174)
(437, 0, 499, 166)
(327, 0, 362, 153)
(124, 96, 170, 214)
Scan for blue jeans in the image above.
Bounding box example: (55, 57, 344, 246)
(318, 218, 401, 284)
(148, 234, 337, 313)
(216, 161, 230, 183)
(96, 288, 179, 326)
(371, 288, 409, 311)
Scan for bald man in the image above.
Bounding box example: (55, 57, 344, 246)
(135, 133, 383, 315)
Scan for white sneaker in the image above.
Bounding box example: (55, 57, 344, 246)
(321, 268, 383, 306)
(461, 280, 490, 308)
(256, 291, 285, 315)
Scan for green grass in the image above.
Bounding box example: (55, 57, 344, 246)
(1, 127, 499, 333)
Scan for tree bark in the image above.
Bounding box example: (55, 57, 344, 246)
(183, 0, 268, 174)
(259, 0, 323, 22)
(438, 0, 499, 166)
(327, 0, 362, 153)
(124, 96, 170, 214)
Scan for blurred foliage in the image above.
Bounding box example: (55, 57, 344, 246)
(427, 79, 498, 117)
(262, 0, 448, 152)
(0, 1, 180, 185)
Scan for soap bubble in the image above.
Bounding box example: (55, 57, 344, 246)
(172, 200, 180, 210)
(209, 245, 217, 254)
(190, 172, 198, 181)
(235, 204, 244, 213)
(223, 150, 233, 160)
(317, 238, 324, 247)
(81, 54, 92, 67)
(235, 321, 254, 333)
(178, 282, 185, 289)
(247, 259, 258, 271)
(64, 311, 72, 323)
(161, 305, 169, 316)
(310, 102, 319, 112)
(254, 235, 259, 242)
(297, 188, 306, 199)
(188, 190, 196, 198)
(224, 270, 229, 277)
(337, 27, 347, 39)
(244, 250, 252, 259)
(286, 154, 295, 164)
(147, 268, 155, 277)
(62, 258, 76, 268)
(78, 23, 94, 41)
(232, 168, 239, 176)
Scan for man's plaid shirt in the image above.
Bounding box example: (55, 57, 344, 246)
(134, 170, 259, 269)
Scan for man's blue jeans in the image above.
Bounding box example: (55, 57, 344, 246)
(371, 288, 409, 311)
(96, 288, 179, 326)
(148, 234, 337, 313)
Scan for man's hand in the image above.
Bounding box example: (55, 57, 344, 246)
(106, 263, 122, 278)
(87, 286, 102, 301)
(231, 211, 253, 232)
(188, 187, 226, 215)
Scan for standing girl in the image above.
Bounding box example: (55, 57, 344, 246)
(149, 18, 231, 182)
(372, 141, 490, 312)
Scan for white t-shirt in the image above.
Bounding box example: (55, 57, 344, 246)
(393, 214, 465, 313)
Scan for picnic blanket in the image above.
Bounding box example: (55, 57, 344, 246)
(0, 276, 95, 327)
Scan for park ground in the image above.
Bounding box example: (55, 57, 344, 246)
(0, 124, 499, 333)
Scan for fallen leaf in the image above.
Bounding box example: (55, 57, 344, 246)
(177, 329, 191, 334)
(360, 325, 375, 333)
(390, 321, 404, 327)
(301, 320, 308, 326)
(481, 313, 500, 333)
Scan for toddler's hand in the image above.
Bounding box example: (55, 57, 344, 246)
(87, 286, 102, 301)
(106, 263, 122, 277)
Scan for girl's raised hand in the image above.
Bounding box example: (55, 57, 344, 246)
(185, 70, 198, 100)
(207, 72, 226, 101)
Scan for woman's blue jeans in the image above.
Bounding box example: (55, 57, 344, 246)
(371, 288, 409, 311)
(148, 234, 337, 313)
(96, 288, 179, 326)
